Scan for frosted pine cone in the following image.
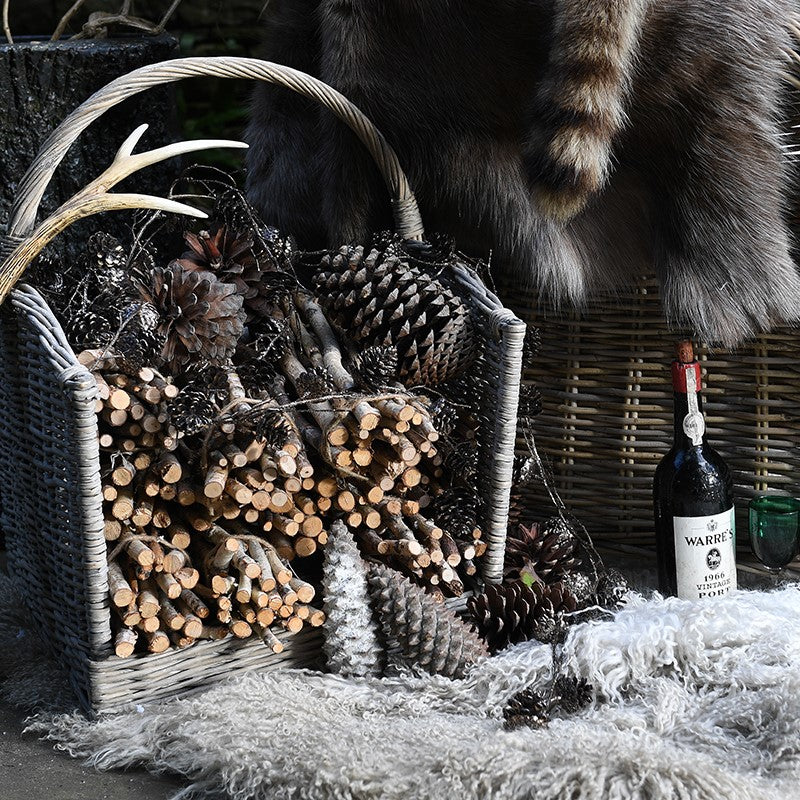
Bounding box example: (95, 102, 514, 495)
(322, 521, 383, 677)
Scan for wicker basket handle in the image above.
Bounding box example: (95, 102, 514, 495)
(6, 55, 425, 241)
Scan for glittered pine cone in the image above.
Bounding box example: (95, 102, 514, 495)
(314, 246, 475, 386)
(137, 264, 245, 373)
(467, 581, 578, 652)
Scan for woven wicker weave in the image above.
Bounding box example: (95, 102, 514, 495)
(509, 277, 800, 545)
(0, 58, 524, 715)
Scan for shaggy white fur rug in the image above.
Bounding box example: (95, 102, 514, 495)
(3, 575, 800, 800)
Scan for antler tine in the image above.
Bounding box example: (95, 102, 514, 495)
(0, 127, 248, 303)
(89, 123, 248, 192)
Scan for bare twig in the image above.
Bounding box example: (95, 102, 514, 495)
(154, 0, 182, 34)
(51, 0, 87, 41)
(2, 0, 12, 45)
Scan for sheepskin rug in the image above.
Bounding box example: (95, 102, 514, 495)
(3, 575, 800, 800)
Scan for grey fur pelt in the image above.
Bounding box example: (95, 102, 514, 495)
(7, 578, 800, 799)
(246, 0, 800, 346)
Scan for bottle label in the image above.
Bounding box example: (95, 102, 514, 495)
(682, 368, 705, 445)
(673, 507, 737, 600)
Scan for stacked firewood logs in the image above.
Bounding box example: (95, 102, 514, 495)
(81, 330, 484, 657)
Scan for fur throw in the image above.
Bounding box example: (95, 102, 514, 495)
(6, 576, 800, 799)
(246, 0, 800, 346)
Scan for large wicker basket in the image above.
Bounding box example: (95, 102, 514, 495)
(0, 58, 525, 715)
(508, 278, 800, 546)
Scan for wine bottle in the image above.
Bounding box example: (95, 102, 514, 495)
(653, 340, 736, 599)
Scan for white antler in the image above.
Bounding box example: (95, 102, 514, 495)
(0, 125, 248, 303)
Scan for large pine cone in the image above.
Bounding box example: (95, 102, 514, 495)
(136, 265, 245, 373)
(366, 562, 488, 678)
(178, 225, 295, 319)
(313, 246, 475, 386)
(504, 522, 580, 585)
(467, 581, 578, 652)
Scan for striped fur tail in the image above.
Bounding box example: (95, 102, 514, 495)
(527, 0, 650, 221)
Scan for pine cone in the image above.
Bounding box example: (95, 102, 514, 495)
(168, 387, 217, 436)
(560, 570, 596, 607)
(552, 676, 593, 714)
(366, 562, 488, 678)
(508, 456, 537, 531)
(178, 226, 290, 320)
(518, 384, 543, 418)
(432, 487, 481, 542)
(63, 307, 114, 351)
(314, 246, 475, 386)
(429, 396, 459, 438)
(322, 521, 384, 677)
(467, 581, 578, 652)
(86, 232, 130, 298)
(114, 301, 166, 374)
(240, 409, 293, 450)
(503, 688, 550, 730)
(440, 441, 478, 485)
(237, 358, 278, 396)
(522, 325, 542, 368)
(351, 345, 399, 392)
(504, 522, 580, 585)
(296, 365, 336, 399)
(595, 568, 630, 609)
(136, 265, 245, 373)
(250, 317, 291, 360)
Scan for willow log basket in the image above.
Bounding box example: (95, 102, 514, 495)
(510, 279, 800, 546)
(0, 58, 525, 715)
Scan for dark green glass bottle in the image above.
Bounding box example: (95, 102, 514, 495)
(653, 341, 736, 599)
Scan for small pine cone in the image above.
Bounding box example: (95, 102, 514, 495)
(63, 307, 114, 350)
(503, 688, 550, 730)
(366, 562, 488, 678)
(467, 581, 578, 652)
(432, 487, 481, 542)
(561, 571, 597, 608)
(441, 442, 479, 486)
(296, 365, 336, 399)
(86, 232, 129, 297)
(351, 345, 399, 391)
(314, 246, 475, 386)
(136, 265, 245, 373)
(522, 325, 542, 368)
(518, 384, 543, 418)
(237, 359, 278, 396)
(552, 676, 593, 714)
(595, 568, 630, 609)
(429, 396, 460, 438)
(250, 318, 291, 360)
(168, 388, 217, 436)
(114, 302, 166, 374)
(504, 522, 580, 585)
(250, 409, 293, 450)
